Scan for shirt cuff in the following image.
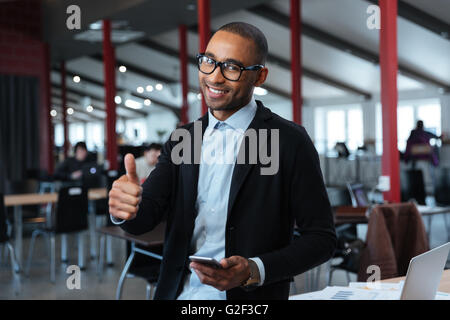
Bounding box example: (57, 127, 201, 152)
(110, 215, 125, 225)
(249, 257, 265, 286)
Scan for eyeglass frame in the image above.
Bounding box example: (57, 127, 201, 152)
(196, 53, 265, 82)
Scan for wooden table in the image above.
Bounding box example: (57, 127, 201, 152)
(382, 269, 450, 293)
(4, 188, 108, 269)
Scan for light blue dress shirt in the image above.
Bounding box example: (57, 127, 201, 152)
(177, 98, 265, 300)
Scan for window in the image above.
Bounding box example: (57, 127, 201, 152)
(375, 99, 441, 154)
(314, 104, 363, 154)
(124, 118, 148, 146)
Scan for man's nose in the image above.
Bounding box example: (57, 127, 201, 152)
(207, 65, 226, 84)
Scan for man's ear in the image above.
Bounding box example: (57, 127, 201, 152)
(254, 67, 268, 87)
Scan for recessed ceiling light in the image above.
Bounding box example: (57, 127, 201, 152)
(50, 110, 57, 117)
(125, 99, 143, 109)
(155, 83, 163, 91)
(73, 76, 81, 83)
(144, 99, 151, 106)
(119, 65, 127, 73)
(115, 96, 122, 104)
(146, 85, 153, 92)
(197, 93, 202, 100)
(86, 105, 94, 112)
(137, 86, 144, 93)
(67, 107, 74, 115)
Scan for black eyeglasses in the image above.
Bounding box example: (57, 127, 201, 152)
(196, 53, 264, 81)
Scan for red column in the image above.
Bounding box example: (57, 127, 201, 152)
(44, 44, 54, 174)
(179, 24, 189, 124)
(102, 19, 118, 170)
(198, 0, 210, 116)
(380, 0, 400, 202)
(290, 0, 302, 124)
(60, 60, 69, 158)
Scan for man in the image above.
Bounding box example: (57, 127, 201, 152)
(404, 120, 442, 167)
(54, 141, 93, 181)
(135, 143, 162, 184)
(109, 22, 336, 300)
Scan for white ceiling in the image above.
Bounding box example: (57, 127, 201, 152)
(53, 0, 450, 124)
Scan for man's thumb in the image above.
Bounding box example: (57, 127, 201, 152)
(124, 153, 139, 184)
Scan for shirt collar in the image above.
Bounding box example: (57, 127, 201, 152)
(207, 98, 257, 132)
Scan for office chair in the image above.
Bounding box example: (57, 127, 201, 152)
(434, 167, 450, 242)
(0, 194, 21, 294)
(25, 186, 89, 283)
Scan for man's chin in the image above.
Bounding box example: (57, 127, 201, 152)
(207, 102, 239, 112)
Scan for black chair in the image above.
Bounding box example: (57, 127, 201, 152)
(25, 186, 89, 283)
(434, 167, 450, 242)
(0, 194, 21, 294)
(401, 169, 426, 205)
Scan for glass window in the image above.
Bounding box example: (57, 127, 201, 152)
(397, 105, 414, 152)
(54, 123, 64, 147)
(68, 122, 85, 146)
(347, 108, 363, 151)
(326, 110, 346, 151)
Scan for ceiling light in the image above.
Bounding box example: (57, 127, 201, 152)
(197, 93, 202, 100)
(119, 65, 127, 73)
(86, 105, 94, 112)
(73, 76, 81, 83)
(115, 96, 122, 104)
(67, 107, 74, 115)
(254, 87, 268, 96)
(155, 83, 163, 91)
(146, 85, 153, 92)
(50, 110, 57, 117)
(125, 99, 143, 109)
(144, 99, 151, 106)
(137, 86, 144, 93)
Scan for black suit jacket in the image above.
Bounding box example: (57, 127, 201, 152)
(120, 101, 336, 300)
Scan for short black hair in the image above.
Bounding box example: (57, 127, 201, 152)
(74, 141, 87, 152)
(144, 143, 163, 152)
(217, 22, 268, 65)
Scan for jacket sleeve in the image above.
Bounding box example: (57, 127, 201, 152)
(259, 127, 337, 285)
(120, 139, 175, 235)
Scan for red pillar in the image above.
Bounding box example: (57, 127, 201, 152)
(380, 0, 400, 202)
(290, 0, 302, 124)
(198, 0, 210, 116)
(43, 44, 54, 174)
(179, 24, 189, 125)
(102, 19, 118, 170)
(60, 61, 69, 158)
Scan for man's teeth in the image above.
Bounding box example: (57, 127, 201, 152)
(209, 87, 226, 94)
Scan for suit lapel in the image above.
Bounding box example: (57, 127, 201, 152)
(227, 101, 272, 219)
(182, 113, 208, 234)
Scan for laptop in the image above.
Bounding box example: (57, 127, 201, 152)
(400, 242, 450, 300)
(347, 182, 370, 207)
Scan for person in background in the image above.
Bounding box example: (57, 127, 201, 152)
(54, 142, 93, 181)
(135, 143, 162, 184)
(404, 120, 443, 167)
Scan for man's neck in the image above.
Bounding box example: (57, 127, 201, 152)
(210, 98, 253, 121)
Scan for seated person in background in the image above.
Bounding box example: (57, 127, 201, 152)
(404, 120, 442, 167)
(135, 143, 162, 184)
(54, 142, 94, 181)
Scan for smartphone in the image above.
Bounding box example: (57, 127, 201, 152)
(189, 255, 223, 269)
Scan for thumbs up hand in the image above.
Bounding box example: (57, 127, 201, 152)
(109, 154, 143, 221)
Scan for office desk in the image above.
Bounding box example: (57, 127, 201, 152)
(382, 269, 450, 293)
(4, 188, 107, 269)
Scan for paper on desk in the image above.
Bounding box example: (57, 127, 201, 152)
(289, 286, 400, 300)
(348, 281, 404, 291)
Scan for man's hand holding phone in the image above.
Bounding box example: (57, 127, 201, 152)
(109, 153, 143, 221)
(189, 255, 253, 291)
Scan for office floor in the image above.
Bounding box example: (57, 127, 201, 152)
(1, 214, 449, 300)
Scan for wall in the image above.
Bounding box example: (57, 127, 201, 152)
(0, 0, 52, 173)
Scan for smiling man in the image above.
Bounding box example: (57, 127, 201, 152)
(109, 22, 336, 300)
